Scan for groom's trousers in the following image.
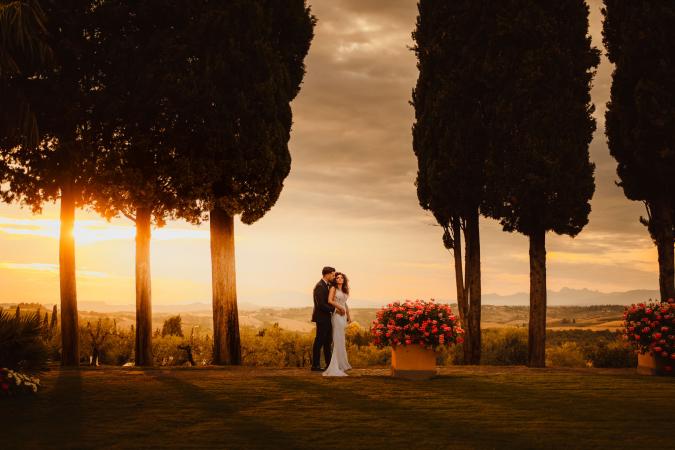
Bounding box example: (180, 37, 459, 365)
(312, 319, 333, 368)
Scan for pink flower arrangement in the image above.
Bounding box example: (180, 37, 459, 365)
(370, 299, 464, 350)
(624, 298, 674, 372)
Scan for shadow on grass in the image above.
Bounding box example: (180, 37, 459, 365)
(6, 368, 84, 449)
(452, 371, 675, 421)
(148, 371, 303, 449)
(270, 375, 543, 449)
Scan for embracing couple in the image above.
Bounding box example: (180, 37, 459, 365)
(311, 266, 352, 376)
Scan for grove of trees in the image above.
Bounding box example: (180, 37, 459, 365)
(413, 0, 600, 366)
(0, 0, 315, 366)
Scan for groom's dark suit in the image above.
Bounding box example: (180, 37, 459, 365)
(312, 279, 335, 369)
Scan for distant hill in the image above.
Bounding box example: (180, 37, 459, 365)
(481, 288, 660, 306)
(1, 287, 659, 314)
(4, 302, 629, 333)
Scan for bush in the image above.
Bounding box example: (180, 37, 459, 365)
(101, 332, 134, 365)
(436, 342, 463, 365)
(480, 328, 529, 365)
(153, 335, 188, 366)
(241, 324, 313, 367)
(0, 311, 48, 373)
(151, 334, 212, 366)
(546, 342, 587, 368)
(347, 343, 390, 366)
(587, 339, 636, 368)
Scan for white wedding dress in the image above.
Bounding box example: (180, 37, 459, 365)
(323, 289, 352, 377)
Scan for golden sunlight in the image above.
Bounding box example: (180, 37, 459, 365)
(1, 216, 209, 245)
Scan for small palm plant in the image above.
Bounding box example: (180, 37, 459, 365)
(0, 309, 48, 373)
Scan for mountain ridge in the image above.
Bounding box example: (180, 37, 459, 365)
(2, 287, 660, 313)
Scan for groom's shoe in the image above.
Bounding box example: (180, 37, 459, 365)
(310, 366, 323, 372)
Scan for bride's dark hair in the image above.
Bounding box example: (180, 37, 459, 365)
(335, 272, 349, 295)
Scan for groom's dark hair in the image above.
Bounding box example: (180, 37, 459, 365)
(322, 266, 336, 276)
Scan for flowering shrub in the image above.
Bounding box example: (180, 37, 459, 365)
(370, 299, 464, 350)
(624, 298, 674, 373)
(0, 368, 40, 396)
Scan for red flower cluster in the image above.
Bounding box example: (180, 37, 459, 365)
(624, 298, 675, 372)
(370, 299, 464, 350)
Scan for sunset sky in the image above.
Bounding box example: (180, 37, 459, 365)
(0, 0, 658, 309)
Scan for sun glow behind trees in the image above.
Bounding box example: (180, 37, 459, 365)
(0, 216, 209, 244)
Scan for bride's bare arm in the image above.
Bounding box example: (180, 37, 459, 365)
(346, 303, 351, 323)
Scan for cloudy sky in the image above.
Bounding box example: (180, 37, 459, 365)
(0, 0, 658, 308)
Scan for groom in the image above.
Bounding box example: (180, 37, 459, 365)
(311, 266, 342, 371)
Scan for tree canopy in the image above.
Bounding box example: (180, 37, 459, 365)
(0, 0, 53, 147)
(161, 315, 183, 338)
(603, 0, 675, 300)
(413, 0, 492, 224)
(483, 1, 599, 238)
(167, 0, 316, 224)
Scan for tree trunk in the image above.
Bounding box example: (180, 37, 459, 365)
(59, 179, 79, 366)
(651, 199, 675, 301)
(210, 207, 241, 365)
(134, 207, 153, 366)
(528, 229, 547, 367)
(451, 219, 471, 364)
(465, 208, 482, 365)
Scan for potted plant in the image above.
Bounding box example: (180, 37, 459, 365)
(624, 298, 674, 376)
(371, 299, 463, 379)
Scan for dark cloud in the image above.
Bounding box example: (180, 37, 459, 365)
(281, 0, 658, 293)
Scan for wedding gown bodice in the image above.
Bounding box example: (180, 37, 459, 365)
(333, 289, 348, 310)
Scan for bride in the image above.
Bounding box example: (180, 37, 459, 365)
(323, 272, 352, 377)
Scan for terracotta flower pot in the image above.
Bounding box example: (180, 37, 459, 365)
(637, 352, 657, 375)
(637, 352, 674, 376)
(391, 345, 436, 380)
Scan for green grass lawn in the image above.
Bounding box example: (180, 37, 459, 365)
(6, 365, 675, 449)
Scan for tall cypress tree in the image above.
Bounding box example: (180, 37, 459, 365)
(0, 0, 100, 367)
(602, 1, 675, 301)
(483, 1, 599, 367)
(89, 0, 190, 366)
(412, 0, 494, 364)
(167, 0, 315, 365)
(50, 304, 57, 330)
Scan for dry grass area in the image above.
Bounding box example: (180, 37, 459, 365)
(6, 365, 675, 449)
